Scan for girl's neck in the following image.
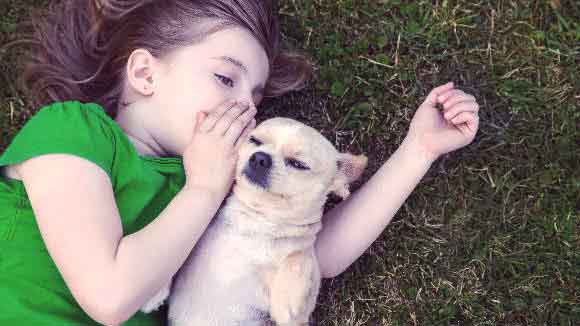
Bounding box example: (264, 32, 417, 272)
(114, 102, 167, 157)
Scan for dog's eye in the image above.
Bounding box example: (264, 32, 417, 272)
(286, 158, 310, 170)
(249, 136, 263, 146)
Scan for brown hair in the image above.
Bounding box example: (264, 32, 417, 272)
(9, 0, 313, 118)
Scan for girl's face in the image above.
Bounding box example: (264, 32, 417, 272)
(130, 26, 270, 157)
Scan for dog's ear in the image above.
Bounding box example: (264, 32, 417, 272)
(329, 153, 368, 200)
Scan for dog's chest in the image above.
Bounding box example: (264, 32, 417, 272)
(204, 213, 314, 267)
(186, 201, 319, 285)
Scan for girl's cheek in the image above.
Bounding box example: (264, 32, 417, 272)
(186, 73, 236, 113)
(200, 87, 235, 113)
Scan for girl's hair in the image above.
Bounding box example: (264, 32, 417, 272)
(12, 0, 313, 118)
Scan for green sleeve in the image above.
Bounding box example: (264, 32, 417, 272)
(0, 101, 115, 180)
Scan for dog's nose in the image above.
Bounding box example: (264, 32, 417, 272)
(243, 151, 272, 189)
(249, 151, 272, 170)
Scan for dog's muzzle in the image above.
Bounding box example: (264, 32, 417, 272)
(242, 151, 272, 189)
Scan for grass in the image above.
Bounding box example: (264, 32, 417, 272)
(1, 0, 579, 325)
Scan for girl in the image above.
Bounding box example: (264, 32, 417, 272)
(0, 0, 479, 325)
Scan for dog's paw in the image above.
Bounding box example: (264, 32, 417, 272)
(269, 262, 312, 325)
(271, 283, 315, 326)
(140, 283, 171, 313)
(269, 299, 294, 325)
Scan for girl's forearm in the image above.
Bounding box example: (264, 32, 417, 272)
(315, 136, 436, 278)
(110, 186, 223, 323)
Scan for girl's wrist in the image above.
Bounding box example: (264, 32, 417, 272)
(401, 134, 439, 165)
(181, 183, 223, 203)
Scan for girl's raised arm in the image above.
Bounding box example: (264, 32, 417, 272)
(315, 83, 479, 278)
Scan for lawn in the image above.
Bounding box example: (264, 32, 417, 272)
(1, 0, 578, 325)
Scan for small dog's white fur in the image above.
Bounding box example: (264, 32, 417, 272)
(141, 117, 367, 326)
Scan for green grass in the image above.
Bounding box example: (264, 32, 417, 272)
(2, 0, 579, 325)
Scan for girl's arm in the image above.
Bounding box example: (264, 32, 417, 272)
(315, 136, 436, 278)
(17, 154, 223, 325)
(314, 82, 479, 279)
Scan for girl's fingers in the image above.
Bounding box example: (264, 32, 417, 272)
(192, 111, 206, 135)
(423, 82, 454, 105)
(437, 89, 467, 105)
(214, 102, 252, 135)
(450, 111, 479, 133)
(443, 102, 479, 121)
(224, 104, 257, 145)
(441, 93, 477, 110)
(234, 118, 257, 150)
(199, 100, 237, 133)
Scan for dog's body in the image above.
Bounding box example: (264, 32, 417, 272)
(141, 118, 367, 326)
(167, 194, 322, 325)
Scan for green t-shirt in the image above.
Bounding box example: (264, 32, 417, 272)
(0, 101, 187, 325)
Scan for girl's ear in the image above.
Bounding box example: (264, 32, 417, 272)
(126, 48, 158, 97)
(328, 153, 368, 200)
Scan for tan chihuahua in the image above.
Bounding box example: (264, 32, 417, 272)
(141, 117, 367, 326)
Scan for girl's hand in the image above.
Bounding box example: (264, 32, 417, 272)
(404, 82, 480, 161)
(183, 100, 257, 198)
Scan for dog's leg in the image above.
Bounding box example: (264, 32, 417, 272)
(296, 251, 321, 325)
(140, 281, 172, 313)
(268, 250, 317, 326)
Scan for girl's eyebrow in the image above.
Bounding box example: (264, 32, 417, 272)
(211, 55, 248, 74)
(211, 55, 265, 96)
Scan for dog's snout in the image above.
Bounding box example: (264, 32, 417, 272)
(243, 151, 272, 189)
(249, 151, 272, 170)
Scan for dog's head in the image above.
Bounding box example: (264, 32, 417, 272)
(233, 117, 367, 223)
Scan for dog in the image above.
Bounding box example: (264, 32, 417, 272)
(140, 117, 368, 325)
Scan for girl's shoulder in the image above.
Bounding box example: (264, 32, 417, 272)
(31, 100, 115, 128)
(0, 100, 135, 183)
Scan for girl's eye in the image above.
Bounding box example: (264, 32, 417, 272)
(215, 74, 234, 88)
(249, 136, 263, 146)
(285, 158, 310, 171)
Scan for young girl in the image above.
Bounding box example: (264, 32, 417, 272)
(0, 0, 479, 325)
